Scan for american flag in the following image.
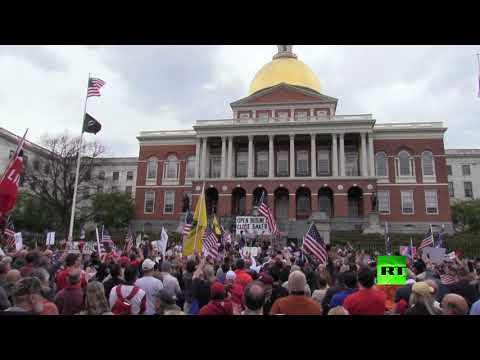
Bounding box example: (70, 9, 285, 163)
(182, 211, 193, 237)
(124, 225, 135, 254)
(257, 191, 279, 236)
(87, 77, 106, 98)
(302, 223, 328, 265)
(203, 227, 219, 259)
(4, 218, 15, 249)
(102, 225, 112, 243)
(440, 273, 457, 285)
(419, 226, 434, 250)
(221, 225, 232, 244)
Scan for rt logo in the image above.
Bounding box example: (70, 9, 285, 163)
(377, 256, 407, 285)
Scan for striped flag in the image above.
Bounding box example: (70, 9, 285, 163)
(124, 225, 135, 253)
(102, 225, 113, 244)
(95, 226, 105, 257)
(4, 218, 15, 249)
(258, 191, 279, 236)
(203, 227, 219, 259)
(182, 210, 193, 237)
(221, 225, 232, 244)
(302, 223, 328, 265)
(440, 273, 457, 285)
(419, 226, 434, 250)
(87, 77, 106, 98)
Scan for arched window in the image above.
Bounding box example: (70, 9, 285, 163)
(186, 155, 196, 179)
(375, 152, 388, 177)
(164, 155, 179, 179)
(146, 157, 157, 181)
(398, 151, 412, 177)
(422, 151, 435, 177)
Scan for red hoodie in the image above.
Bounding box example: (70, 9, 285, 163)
(199, 299, 234, 315)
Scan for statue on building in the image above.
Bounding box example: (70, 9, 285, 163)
(273, 45, 297, 60)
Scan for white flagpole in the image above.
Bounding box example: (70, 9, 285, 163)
(95, 226, 101, 255)
(477, 53, 480, 97)
(193, 182, 205, 255)
(430, 224, 434, 247)
(68, 73, 90, 241)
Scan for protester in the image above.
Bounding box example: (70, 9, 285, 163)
(134, 259, 163, 315)
(19, 252, 38, 277)
(199, 282, 234, 315)
(109, 264, 146, 315)
(191, 260, 216, 314)
(329, 271, 357, 308)
(441, 293, 469, 315)
(405, 282, 441, 315)
(2, 277, 44, 315)
(103, 263, 124, 299)
(56, 253, 87, 291)
(182, 258, 196, 313)
(0, 262, 10, 310)
(155, 288, 184, 315)
(328, 306, 350, 315)
(78, 281, 113, 315)
(242, 281, 266, 315)
(234, 258, 253, 288)
(270, 271, 322, 315)
(31, 268, 58, 315)
(55, 270, 85, 315)
(311, 272, 329, 306)
(159, 261, 182, 298)
(343, 267, 386, 315)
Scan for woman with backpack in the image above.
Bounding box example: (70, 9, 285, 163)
(109, 265, 146, 315)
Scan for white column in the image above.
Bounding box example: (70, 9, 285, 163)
(221, 136, 227, 178)
(311, 133, 316, 177)
(194, 138, 201, 179)
(360, 132, 368, 177)
(368, 132, 375, 176)
(289, 134, 295, 177)
(339, 133, 345, 177)
(248, 135, 254, 178)
(201, 137, 207, 179)
(332, 133, 338, 177)
(269, 134, 274, 178)
(227, 136, 233, 178)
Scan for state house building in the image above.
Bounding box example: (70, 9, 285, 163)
(134, 46, 452, 237)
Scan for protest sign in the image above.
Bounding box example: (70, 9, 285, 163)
(14, 232, 23, 251)
(240, 246, 260, 258)
(46, 232, 55, 246)
(235, 216, 268, 235)
(82, 241, 96, 255)
(66, 241, 80, 254)
(422, 247, 446, 264)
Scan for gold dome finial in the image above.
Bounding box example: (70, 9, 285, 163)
(273, 45, 297, 60)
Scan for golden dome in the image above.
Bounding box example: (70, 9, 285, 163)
(249, 46, 321, 95)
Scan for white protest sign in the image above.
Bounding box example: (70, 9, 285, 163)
(236, 216, 268, 235)
(422, 247, 446, 264)
(46, 232, 55, 246)
(240, 247, 260, 258)
(82, 242, 96, 255)
(14, 232, 23, 251)
(66, 241, 80, 254)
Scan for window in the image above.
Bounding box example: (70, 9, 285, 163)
(317, 149, 330, 176)
(97, 185, 104, 194)
(296, 150, 309, 176)
(127, 171, 134, 181)
(111, 186, 118, 193)
(125, 186, 132, 194)
(421, 151, 435, 177)
(239, 112, 251, 119)
(144, 191, 155, 214)
(146, 158, 157, 181)
(33, 159, 40, 171)
(164, 191, 175, 214)
(98, 171, 105, 180)
(377, 191, 390, 214)
(464, 181, 473, 198)
(236, 151, 248, 177)
(256, 151, 268, 177)
(295, 111, 308, 121)
(257, 112, 269, 120)
(345, 145, 359, 176)
(462, 165, 471, 176)
(277, 111, 289, 120)
(209, 154, 221, 178)
(448, 182, 454, 197)
(277, 151, 289, 177)
(164, 155, 179, 179)
(375, 152, 388, 177)
(398, 151, 412, 176)
(425, 190, 438, 214)
(447, 165, 452, 176)
(401, 191, 414, 214)
(112, 171, 119, 181)
(186, 156, 196, 178)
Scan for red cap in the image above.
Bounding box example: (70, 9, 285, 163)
(211, 282, 225, 298)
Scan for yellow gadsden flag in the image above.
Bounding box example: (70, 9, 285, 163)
(182, 185, 207, 256)
(212, 214, 222, 236)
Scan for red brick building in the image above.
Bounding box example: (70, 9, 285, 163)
(134, 46, 452, 237)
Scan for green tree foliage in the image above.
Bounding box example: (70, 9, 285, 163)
(91, 192, 135, 231)
(451, 200, 480, 233)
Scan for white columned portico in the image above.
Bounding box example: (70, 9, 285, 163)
(332, 133, 338, 176)
(248, 135, 254, 178)
(289, 134, 295, 178)
(360, 132, 368, 176)
(269, 134, 274, 178)
(368, 132, 375, 177)
(201, 137, 207, 179)
(339, 133, 345, 177)
(195, 137, 201, 179)
(221, 136, 227, 178)
(311, 133, 316, 177)
(227, 136, 233, 178)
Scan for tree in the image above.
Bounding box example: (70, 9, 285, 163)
(451, 200, 480, 233)
(24, 133, 105, 236)
(90, 192, 135, 232)
(10, 191, 59, 233)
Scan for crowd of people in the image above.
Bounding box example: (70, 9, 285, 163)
(1, 239, 480, 316)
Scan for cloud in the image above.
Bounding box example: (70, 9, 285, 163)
(0, 45, 68, 72)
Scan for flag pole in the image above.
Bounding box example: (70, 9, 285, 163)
(477, 53, 480, 97)
(68, 73, 90, 242)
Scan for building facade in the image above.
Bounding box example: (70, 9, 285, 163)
(134, 46, 453, 236)
(446, 149, 480, 203)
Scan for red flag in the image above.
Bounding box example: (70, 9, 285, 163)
(0, 151, 24, 218)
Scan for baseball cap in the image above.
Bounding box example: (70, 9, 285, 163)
(211, 282, 225, 298)
(142, 259, 156, 271)
(225, 270, 236, 282)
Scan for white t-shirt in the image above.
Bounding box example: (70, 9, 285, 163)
(109, 284, 147, 315)
(162, 273, 182, 297)
(135, 276, 164, 315)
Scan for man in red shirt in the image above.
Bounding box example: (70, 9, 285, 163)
(234, 259, 253, 289)
(56, 254, 87, 292)
(199, 282, 234, 315)
(343, 267, 387, 315)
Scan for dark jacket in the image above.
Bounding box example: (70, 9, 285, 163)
(55, 286, 85, 315)
(192, 278, 210, 309)
(263, 283, 288, 315)
(103, 277, 125, 300)
(321, 286, 341, 315)
(447, 279, 479, 308)
(183, 272, 194, 303)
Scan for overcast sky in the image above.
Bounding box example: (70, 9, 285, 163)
(1, 45, 479, 157)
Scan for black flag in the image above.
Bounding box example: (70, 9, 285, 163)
(83, 113, 102, 134)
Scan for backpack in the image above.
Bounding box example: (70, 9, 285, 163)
(111, 286, 140, 315)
